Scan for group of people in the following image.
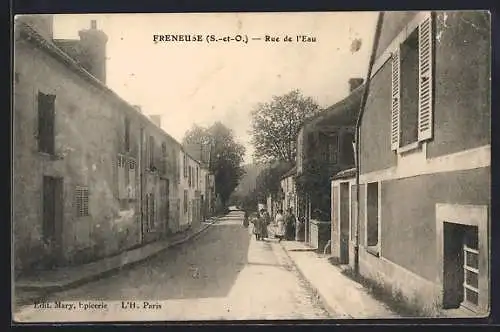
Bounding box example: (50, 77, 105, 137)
(243, 207, 296, 242)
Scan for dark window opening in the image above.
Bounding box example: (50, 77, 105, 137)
(350, 184, 358, 241)
(399, 27, 420, 147)
(161, 142, 167, 174)
(124, 117, 130, 152)
(149, 136, 155, 169)
(38, 92, 56, 154)
(342, 132, 355, 165)
(366, 182, 379, 248)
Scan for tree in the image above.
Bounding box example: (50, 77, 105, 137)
(255, 161, 292, 199)
(183, 122, 246, 208)
(250, 90, 320, 163)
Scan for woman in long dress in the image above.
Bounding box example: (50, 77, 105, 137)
(259, 209, 270, 240)
(252, 212, 262, 240)
(274, 209, 285, 242)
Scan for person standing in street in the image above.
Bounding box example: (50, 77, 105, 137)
(285, 207, 296, 240)
(243, 210, 249, 228)
(252, 212, 262, 240)
(259, 208, 270, 240)
(274, 209, 285, 242)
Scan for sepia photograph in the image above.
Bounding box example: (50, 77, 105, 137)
(12, 11, 491, 322)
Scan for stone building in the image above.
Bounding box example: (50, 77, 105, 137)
(13, 15, 185, 274)
(349, 11, 490, 316)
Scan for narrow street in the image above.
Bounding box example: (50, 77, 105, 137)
(14, 211, 333, 321)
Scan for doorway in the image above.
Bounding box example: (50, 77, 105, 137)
(339, 182, 350, 264)
(160, 178, 170, 231)
(42, 176, 63, 268)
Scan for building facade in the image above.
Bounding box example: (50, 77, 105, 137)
(179, 149, 204, 230)
(354, 11, 490, 316)
(13, 16, 187, 274)
(295, 79, 363, 246)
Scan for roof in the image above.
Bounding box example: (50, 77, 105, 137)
(301, 83, 365, 131)
(331, 167, 357, 181)
(16, 20, 183, 151)
(281, 165, 297, 179)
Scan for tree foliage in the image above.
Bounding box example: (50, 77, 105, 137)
(250, 90, 320, 163)
(183, 122, 246, 207)
(237, 161, 292, 213)
(255, 161, 292, 198)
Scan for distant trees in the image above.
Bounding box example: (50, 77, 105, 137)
(244, 90, 319, 212)
(183, 122, 246, 208)
(250, 89, 320, 164)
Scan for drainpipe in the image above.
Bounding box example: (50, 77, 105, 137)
(354, 12, 384, 275)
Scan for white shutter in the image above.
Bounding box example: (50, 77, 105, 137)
(128, 158, 136, 199)
(391, 48, 401, 151)
(418, 13, 434, 141)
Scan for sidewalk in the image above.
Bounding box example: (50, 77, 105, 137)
(280, 240, 400, 319)
(14, 217, 219, 306)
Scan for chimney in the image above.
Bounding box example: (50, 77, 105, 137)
(77, 20, 108, 83)
(348, 78, 364, 93)
(150, 115, 161, 127)
(133, 105, 142, 113)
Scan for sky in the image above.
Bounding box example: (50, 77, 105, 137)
(53, 12, 378, 164)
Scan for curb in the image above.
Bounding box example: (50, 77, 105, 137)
(278, 242, 353, 319)
(14, 218, 219, 307)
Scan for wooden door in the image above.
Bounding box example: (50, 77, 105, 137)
(42, 176, 63, 267)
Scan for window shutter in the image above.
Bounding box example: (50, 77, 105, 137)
(418, 13, 434, 141)
(128, 158, 136, 199)
(391, 48, 401, 151)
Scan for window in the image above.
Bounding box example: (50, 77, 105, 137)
(463, 226, 479, 308)
(184, 190, 188, 213)
(328, 133, 339, 164)
(342, 132, 355, 165)
(148, 136, 155, 169)
(351, 184, 357, 241)
(183, 154, 188, 178)
(161, 142, 167, 174)
(128, 158, 137, 199)
(117, 154, 127, 199)
(366, 182, 379, 251)
(400, 28, 419, 146)
(75, 186, 89, 217)
(37, 92, 56, 154)
(124, 117, 130, 152)
(391, 14, 433, 151)
(188, 165, 192, 187)
(196, 166, 199, 189)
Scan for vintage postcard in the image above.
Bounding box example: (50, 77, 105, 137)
(12, 11, 491, 323)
